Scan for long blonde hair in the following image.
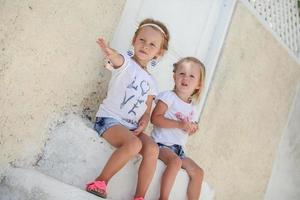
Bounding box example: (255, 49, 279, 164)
(132, 18, 170, 56)
(173, 57, 206, 103)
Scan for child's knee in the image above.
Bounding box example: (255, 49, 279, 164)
(148, 141, 159, 155)
(126, 136, 142, 155)
(191, 166, 204, 181)
(142, 140, 159, 158)
(168, 157, 182, 170)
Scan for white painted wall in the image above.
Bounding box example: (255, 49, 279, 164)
(110, 0, 237, 121)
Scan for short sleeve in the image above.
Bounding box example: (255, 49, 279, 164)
(155, 91, 174, 108)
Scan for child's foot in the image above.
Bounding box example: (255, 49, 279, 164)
(86, 180, 107, 199)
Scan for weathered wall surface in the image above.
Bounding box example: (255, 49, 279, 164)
(188, 2, 300, 200)
(0, 0, 126, 166)
(265, 85, 300, 200)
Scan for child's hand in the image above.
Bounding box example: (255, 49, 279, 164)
(179, 120, 198, 135)
(133, 114, 149, 136)
(133, 121, 146, 136)
(188, 122, 198, 135)
(96, 38, 116, 59)
(133, 125, 144, 136)
(96, 37, 124, 68)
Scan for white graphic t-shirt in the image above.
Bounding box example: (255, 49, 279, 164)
(96, 53, 158, 130)
(151, 91, 195, 147)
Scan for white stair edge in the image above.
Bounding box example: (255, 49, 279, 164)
(0, 167, 104, 200)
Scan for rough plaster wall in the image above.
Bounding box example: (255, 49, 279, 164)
(187, 2, 300, 200)
(0, 0, 126, 167)
(265, 85, 300, 200)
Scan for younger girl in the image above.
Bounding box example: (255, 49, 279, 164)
(151, 57, 205, 200)
(86, 19, 170, 200)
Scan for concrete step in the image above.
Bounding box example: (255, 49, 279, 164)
(0, 167, 104, 200)
(1, 114, 215, 200)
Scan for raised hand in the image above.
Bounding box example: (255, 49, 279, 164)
(96, 37, 124, 68)
(96, 38, 116, 59)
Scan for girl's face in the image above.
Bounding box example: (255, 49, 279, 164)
(173, 61, 201, 98)
(133, 26, 164, 66)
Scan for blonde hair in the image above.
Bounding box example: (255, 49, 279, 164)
(132, 18, 170, 55)
(173, 57, 206, 103)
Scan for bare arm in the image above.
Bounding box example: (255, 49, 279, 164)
(96, 38, 124, 68)
(151, 100, 182, 129)
(133, 95, 155, 135)
(151, 100, 198, 134)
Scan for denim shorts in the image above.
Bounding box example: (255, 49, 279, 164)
(157, 142, 186, 159)
(94, 117, 121, 137)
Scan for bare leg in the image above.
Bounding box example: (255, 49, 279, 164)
(158, 148, 182, 200)
(95, 125, 142, 183)
(134, 133, 159, 198)
(181, 157, 204, 200)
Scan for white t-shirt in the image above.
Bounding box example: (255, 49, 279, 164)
(151, 91, 195, 147)
(96, 53, 158, 130)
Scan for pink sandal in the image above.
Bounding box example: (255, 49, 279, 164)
(86, 180, 107, 199)
(133, 197, 144, 200)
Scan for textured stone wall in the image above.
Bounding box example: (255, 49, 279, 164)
(0, 0, 126, 166)
(187, 2, 300, 200)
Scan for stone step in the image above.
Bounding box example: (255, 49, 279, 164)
(1, 114, 215, 200)
(0, 167, 104, 200)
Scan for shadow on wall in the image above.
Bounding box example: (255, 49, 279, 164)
(81, 70, 111, 121)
